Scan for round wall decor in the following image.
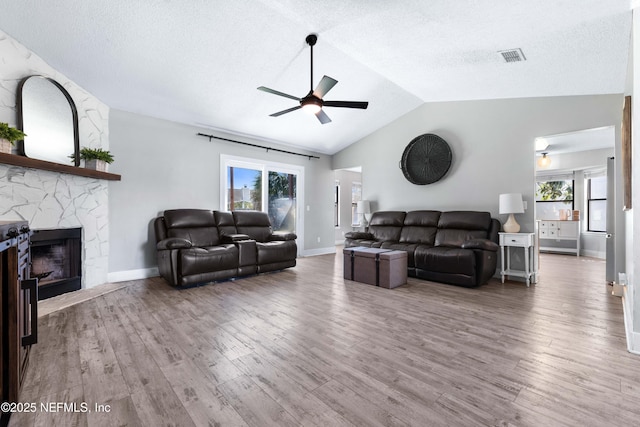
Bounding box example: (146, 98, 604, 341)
(400, 133, 452, 185)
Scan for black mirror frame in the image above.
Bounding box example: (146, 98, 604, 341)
(16, 75, 80, 167)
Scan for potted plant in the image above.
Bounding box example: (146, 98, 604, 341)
(73, 147, 114, 172)
(0, 122, 26, 154)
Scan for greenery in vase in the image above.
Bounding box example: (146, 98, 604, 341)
(0, 122, 26, 145)
(71, 147, 115, 164)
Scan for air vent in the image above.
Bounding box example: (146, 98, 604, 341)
(498, 48, 526, 63)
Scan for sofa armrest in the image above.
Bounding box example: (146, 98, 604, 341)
(156, 237, 192, 250)
(221, 233, 251, 243)
(345, 231, 373, 240)
(270, 232, 297, 241)
(461, 238, 499, 252)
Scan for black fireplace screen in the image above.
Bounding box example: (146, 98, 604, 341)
(30, 228, 81, 300)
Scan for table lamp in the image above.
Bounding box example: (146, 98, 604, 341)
(499, 193, 524, 233)
(357, 200, 371, 229)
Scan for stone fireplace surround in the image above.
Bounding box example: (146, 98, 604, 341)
(0, 30, 110, 289)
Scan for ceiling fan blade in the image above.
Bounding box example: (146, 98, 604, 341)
(323, 100, 369, 109)
(315, 109, 332, 124)
(270, 105, 302, 117)
(313, 75, 338, 98)
(258, 86, 301, 101)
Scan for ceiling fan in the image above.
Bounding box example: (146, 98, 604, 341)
(257, 34, 369, 124)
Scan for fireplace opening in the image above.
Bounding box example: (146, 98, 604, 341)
(30, 228, 82, 300)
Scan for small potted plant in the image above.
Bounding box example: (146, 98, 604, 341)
(74, 147, 114, 172)
(0, 122, 26, 154)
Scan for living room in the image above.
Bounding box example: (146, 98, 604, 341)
(1, 1, 640, 426)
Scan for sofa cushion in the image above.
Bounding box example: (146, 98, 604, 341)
(368, 211, 406, 242)
(398, 211, 440, 244)
(164, 209, 220, 247)
(180, 244, 238, 276)
(437, 211, 492, 230)
(414, 246, 476, 276)
(435, 211, 492, 247)
(256, 241, 297, 265)
(233, 211, 273, 242)
(214, 211, 238, 237)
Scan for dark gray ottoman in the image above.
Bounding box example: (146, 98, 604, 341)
(343, 247, 408, 288)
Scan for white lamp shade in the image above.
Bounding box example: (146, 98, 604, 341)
(499, 193, 524, 214)
(356, 200, 371, 214)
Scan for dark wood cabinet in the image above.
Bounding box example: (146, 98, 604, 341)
(0, 221, 37, 427)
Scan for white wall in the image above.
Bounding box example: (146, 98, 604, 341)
(333, 96, 624, 239)
(107, 109, 335, 278)
(0, 29, 110, 288)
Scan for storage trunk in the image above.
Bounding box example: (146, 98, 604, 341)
(343, 247, 408, 288)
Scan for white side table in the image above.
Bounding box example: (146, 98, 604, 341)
(499, 232, 536, 287)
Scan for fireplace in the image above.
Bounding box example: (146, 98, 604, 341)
(30, 228, 82, 300)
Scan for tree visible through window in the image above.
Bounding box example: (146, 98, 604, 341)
(535, 179, 574, 219)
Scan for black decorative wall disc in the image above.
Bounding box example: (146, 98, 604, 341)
(401, 134, 452, 185)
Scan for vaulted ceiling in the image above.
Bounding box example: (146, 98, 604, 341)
(0, 1, 631, 154)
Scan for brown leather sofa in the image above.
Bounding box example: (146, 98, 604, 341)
(345, 210, 500, 287)
(154, 209, 297, 287)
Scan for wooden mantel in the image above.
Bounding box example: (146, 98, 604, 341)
(0, 153, 121, 181)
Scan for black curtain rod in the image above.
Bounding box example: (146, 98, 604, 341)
(197, 133, 320, 160)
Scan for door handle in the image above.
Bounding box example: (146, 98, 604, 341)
(21, 278, 38, 346)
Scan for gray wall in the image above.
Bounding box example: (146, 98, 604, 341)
(108, 109, 334, 275)
(333, 95, 624, 237)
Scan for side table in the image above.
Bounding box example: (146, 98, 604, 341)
(499, 232, 536, 287)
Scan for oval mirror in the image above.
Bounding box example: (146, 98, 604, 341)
(18, 76, 79, 165)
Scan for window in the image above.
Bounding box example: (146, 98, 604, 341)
(587, 176, 606, 232)
(351, 182, 362, 226)
(334, 181, 340, 228)
(535, 179, 574, 220)
(226, 166, 261, 211)
(221, 155, 303, 239)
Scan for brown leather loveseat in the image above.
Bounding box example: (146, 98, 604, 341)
(345, 210, 500, 287)
(154, 209, 297, 287)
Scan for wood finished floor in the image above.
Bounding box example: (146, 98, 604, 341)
(11, 252, 639, 426)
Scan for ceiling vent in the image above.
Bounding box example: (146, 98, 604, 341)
(498, 48, 526, 63)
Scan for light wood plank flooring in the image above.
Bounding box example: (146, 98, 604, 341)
(11, 252, 639, 426)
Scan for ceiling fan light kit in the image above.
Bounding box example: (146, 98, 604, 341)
(257, 34, 368, 124)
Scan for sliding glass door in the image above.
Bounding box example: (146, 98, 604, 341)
(222, 155, 303, 238)
(267, 171, 296, 233)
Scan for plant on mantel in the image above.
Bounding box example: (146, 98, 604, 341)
(70, 147, 115, 172)
(0, 122, 26, 154)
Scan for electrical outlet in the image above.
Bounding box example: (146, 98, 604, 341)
(317, 237, 320, 243)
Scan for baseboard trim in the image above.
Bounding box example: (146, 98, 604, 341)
(581, 249, 605, 259)
(622, 288, 640, 355)
(301, 247, 336, 257)
(107, 267, 159, 283)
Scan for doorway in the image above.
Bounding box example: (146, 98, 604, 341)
(533, 126, 614, 281)
(333, 167, 362, 245)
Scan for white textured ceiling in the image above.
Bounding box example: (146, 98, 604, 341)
(0, 1, 631, 154)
